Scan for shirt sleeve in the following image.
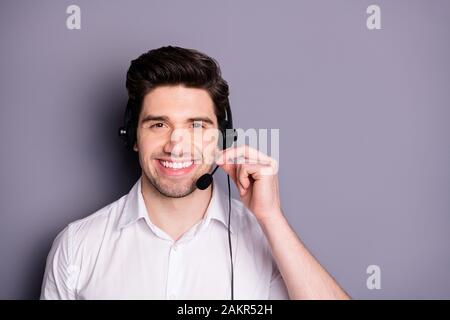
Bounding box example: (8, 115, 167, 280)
(40, 225, 77, 300)
(268, 259, 290, 300)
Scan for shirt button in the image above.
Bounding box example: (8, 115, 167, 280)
(169, 294, 176, 299)
(173, 244, 178, 251)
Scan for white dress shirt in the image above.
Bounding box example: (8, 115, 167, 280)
(40, 177, 290, 300)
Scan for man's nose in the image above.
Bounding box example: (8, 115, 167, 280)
(163, 128, 193, 157)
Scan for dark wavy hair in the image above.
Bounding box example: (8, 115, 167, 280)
(125, 46, 230, 144)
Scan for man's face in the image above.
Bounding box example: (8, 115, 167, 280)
(134, 85, 220, 198)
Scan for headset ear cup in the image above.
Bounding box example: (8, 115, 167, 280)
(118, 126, 127, 145)
(127, 124, 136, 150)
(224, 128, 237, 149)
(120, 100, 137, 151)
(217, 129, 225, 151)
(218, 121, 226, 150)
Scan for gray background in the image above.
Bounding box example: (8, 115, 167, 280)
(1, 0, 449, 299)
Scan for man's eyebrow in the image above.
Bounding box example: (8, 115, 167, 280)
(186, 117, 215, 125)
(140, 114, 169, 123)
(140, 114, 215, 125)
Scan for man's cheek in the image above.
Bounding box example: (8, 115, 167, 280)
(203, 144, 217, 165)
(200, 128, 220, 165)
(139, 148, 157, 169)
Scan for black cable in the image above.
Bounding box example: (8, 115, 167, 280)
(227, 174, 234, 300)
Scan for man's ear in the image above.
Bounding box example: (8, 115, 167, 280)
(133, 142, 138, 152)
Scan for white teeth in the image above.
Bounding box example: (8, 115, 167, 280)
(160, 160, 193, 169)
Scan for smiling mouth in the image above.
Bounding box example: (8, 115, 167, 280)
(155, 159, 198, 177)
(158, 160, 194, 169)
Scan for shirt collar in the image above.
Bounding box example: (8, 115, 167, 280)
(117, 176, 234, 234)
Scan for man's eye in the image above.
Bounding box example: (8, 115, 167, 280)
(192, 122, 204, 128)
(151, 123, 165, 128)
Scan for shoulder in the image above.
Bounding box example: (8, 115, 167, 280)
(229, 197, 272, 254)
(52, 194, 127, 258)
(227, 197, 280, 288)
(72, 194, 126, 245)
(41, 195, 127, 299)
(230, 198, 259, 230)
(71, 195, 126, 233)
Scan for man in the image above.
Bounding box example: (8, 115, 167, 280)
(41, 46, 350, 300)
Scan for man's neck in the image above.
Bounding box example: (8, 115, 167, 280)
(140, 174, 213, 242)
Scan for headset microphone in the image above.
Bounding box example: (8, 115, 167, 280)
(196, 165, 220, 190)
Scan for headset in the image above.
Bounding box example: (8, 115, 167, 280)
(118, 98, 238, 299)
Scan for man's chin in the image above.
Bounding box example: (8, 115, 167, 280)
(150, 177, 198, 198)
(143, 162, 213, 197)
